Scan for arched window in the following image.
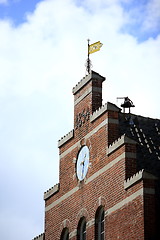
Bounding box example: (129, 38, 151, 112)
(77, 217, 86, 240)
(95, 206, 105, 240)
(60, 227, 69, 240)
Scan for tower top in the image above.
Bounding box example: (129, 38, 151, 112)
(72, 70, 105, 95)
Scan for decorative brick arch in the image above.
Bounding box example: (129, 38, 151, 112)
(94, 196, 106, 212)
(77, 138, 92, 151)
(60, 219, 72, 233)
(76, 208, 89, 223)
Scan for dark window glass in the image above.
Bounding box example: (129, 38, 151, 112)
(95, 206, 105, 240)
(60, 227, 69, 240)
(77, 217, 86, 240)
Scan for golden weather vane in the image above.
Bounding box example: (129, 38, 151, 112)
(86, 39, 103, 74)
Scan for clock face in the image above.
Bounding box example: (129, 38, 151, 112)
(76, 146, 90, 181)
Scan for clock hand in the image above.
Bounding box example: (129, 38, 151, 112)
(81, 163, 85, 178)
(82, 153, 88, 177)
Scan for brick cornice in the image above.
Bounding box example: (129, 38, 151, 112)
(72, 70, 105, 95)
(108, 134, 137, 155)
(58, 130, 74, 148)
(124, 169, 158, 190)
(44, 183, 60, 200)
(90, 102, 120, 122)
(32, 233, 44, 240)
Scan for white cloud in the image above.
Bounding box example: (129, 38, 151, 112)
(143, 0, 160, 32)
(0, 0, 159, 239)
(0, 0, 8, 4)
(118, 0, 160, 37)
(0, 210, 42, 239)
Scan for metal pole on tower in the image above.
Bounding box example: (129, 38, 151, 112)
(86, 39, 91, 74)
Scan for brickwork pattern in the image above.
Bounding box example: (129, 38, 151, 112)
(33, 71, 158, 240)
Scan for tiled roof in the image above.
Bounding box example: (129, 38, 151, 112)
(119, 113, 160, 177)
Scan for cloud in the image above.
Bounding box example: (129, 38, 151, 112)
(0, 210, 42, 239)
(0, 0, 159, 239)
(119, 0, 160, 39)
(143, 0, 160, 32)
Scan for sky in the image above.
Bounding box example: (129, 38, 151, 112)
(0, 0, 159, 239)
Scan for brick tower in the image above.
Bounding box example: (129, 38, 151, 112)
(33, 70, 160, 240)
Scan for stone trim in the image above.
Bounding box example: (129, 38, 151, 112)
(90, 104, 107, 122)
(108, 134, 137, 155)
(58, 130, 74, 148)
(76, 208, 89, 222)
(69, 218, 95, 238)
(85, 152, 126, 185)
(59, 119, 108, 159)
(144, 188, 156, 194)
(60, 219, 72, 233)
(108, 118, 119, 124)
(107, 188, 143, 215)
(69, 229, 77, 238)
(74, 86, 102, 106)
(74, 87, 92, 105)
(106, 102, 121, 112)
(90, 102, 120, 123)
(86, 218, 95, 228)
(93, 86, 103, 93)
(59, 106, 120, 155)
(69, 187, 153, 238)
(45, 152, 130, 211)
(45, 186, 79, 211)
(72, 71, 105, 95)
(44, 183, 60, 200)
(32, 233, 44, 240)
(124, 169, 157, 190)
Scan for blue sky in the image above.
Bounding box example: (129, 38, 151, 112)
(120, 0, 160, 41)
(0, 0, 40, 25)
(0, 0, 159, 45)
(0, 0, 159, 240)
(76, 0, 160, 42)
(0, 0, 160, 41)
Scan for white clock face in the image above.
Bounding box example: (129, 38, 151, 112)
(76, 146, 89, 181)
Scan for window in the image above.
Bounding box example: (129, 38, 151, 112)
(77, 217, 86, 240)
(60, 227, 69, 240)
(95, 206, 105, 240)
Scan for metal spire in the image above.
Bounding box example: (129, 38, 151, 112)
(85, 39, 92, 74)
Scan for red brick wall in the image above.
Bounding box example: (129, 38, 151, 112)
(44, 158, 145, 239)
(44, 72, 156, 240)
(107, 196, 144, 240)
